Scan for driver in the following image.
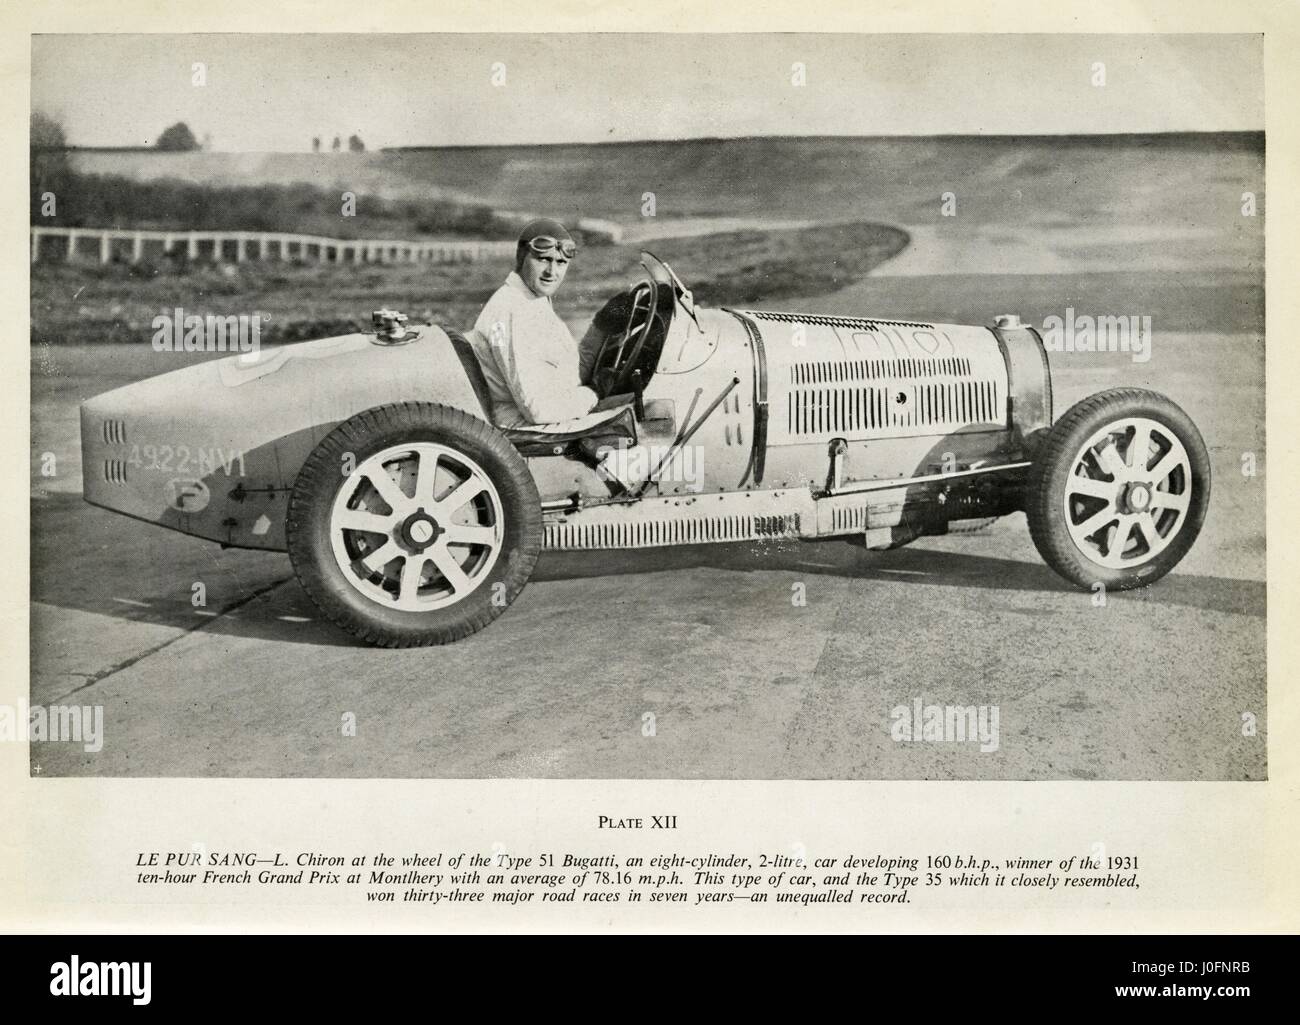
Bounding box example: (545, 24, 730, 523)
(466, 218, 599, 429)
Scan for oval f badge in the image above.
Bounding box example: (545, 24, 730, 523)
(166, 478, 210, 513)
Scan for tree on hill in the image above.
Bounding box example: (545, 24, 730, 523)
(31, 111, 67, 149)
(156, 122, 200, 151)
(30, 112, 71, 221)
(348, 134, 365, 152)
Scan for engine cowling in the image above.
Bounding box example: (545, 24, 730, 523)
(743, 309, 1012, 446)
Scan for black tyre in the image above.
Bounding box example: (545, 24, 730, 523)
(286, 402, 542, 646)
(1026, 388, 1210, 590)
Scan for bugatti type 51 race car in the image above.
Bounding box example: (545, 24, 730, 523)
(80, 253, 1210, 645)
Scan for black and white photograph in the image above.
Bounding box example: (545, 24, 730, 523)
(25, 30, 1265, 787)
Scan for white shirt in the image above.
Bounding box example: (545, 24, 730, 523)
(467, 271, 599, 428)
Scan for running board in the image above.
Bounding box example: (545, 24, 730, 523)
(542, 489, 814, 550)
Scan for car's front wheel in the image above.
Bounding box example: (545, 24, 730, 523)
(286, 402, 542, 646)
(1025, 388, 1210, 590)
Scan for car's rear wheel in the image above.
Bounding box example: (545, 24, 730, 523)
(1026, 388, 1210, 590)
(287, 402, 542, 646)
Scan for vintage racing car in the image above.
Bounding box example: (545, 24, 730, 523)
(80, 253, 1210, 646)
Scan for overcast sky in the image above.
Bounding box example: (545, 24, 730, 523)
(31, 33, 1263, 150)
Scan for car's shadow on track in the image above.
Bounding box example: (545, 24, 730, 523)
(534, 538, 1265, 620)
(32, 494, 358, 648)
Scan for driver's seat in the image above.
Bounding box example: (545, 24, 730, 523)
(446, 326, 638, 457)
(501, 405, 637, 457)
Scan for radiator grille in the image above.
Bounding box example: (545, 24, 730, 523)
(545, 512, 800, 550)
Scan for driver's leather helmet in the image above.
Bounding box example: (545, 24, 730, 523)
(515, 218, 575, 273)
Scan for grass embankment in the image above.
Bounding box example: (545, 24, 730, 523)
(31, 170, 520, 241)
(31, 221, 909, 346)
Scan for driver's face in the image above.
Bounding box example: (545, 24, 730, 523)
(520, 250, 570, 298)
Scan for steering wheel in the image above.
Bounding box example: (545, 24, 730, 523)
(593, 276, 659, 396)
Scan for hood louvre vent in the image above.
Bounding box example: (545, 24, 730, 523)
(101, 419, 127, 445)
(744, 310, 934, 330)
(793, 358, 972, 384)
(788, 380, 1001, 437)
(103, 459, 129, 485)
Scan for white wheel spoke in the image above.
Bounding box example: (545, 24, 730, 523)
(399, 555, 427, 603)
(336, 508, 395, 534)
(1150, 489, 1189, 512)
(1093, 440, 1124, 479)
(1074, 504, 1118, 539)
(445, 523, 498, 548)
(1108, 518, 1138, 561)
(359, 540, 402, 573)
(1068, 474, 1116, 501)
(1128, 424, 1152, 472)
(1128, 516, 1154, 552)
(429, 545, 471, 594)
(437, 476, 487, 515)
(1147, 449, 1185, 486)
(413, 449, 439, 503)
(364, 467, 408, 514)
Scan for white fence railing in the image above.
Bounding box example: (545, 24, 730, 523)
(30, 226, 516, 266)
